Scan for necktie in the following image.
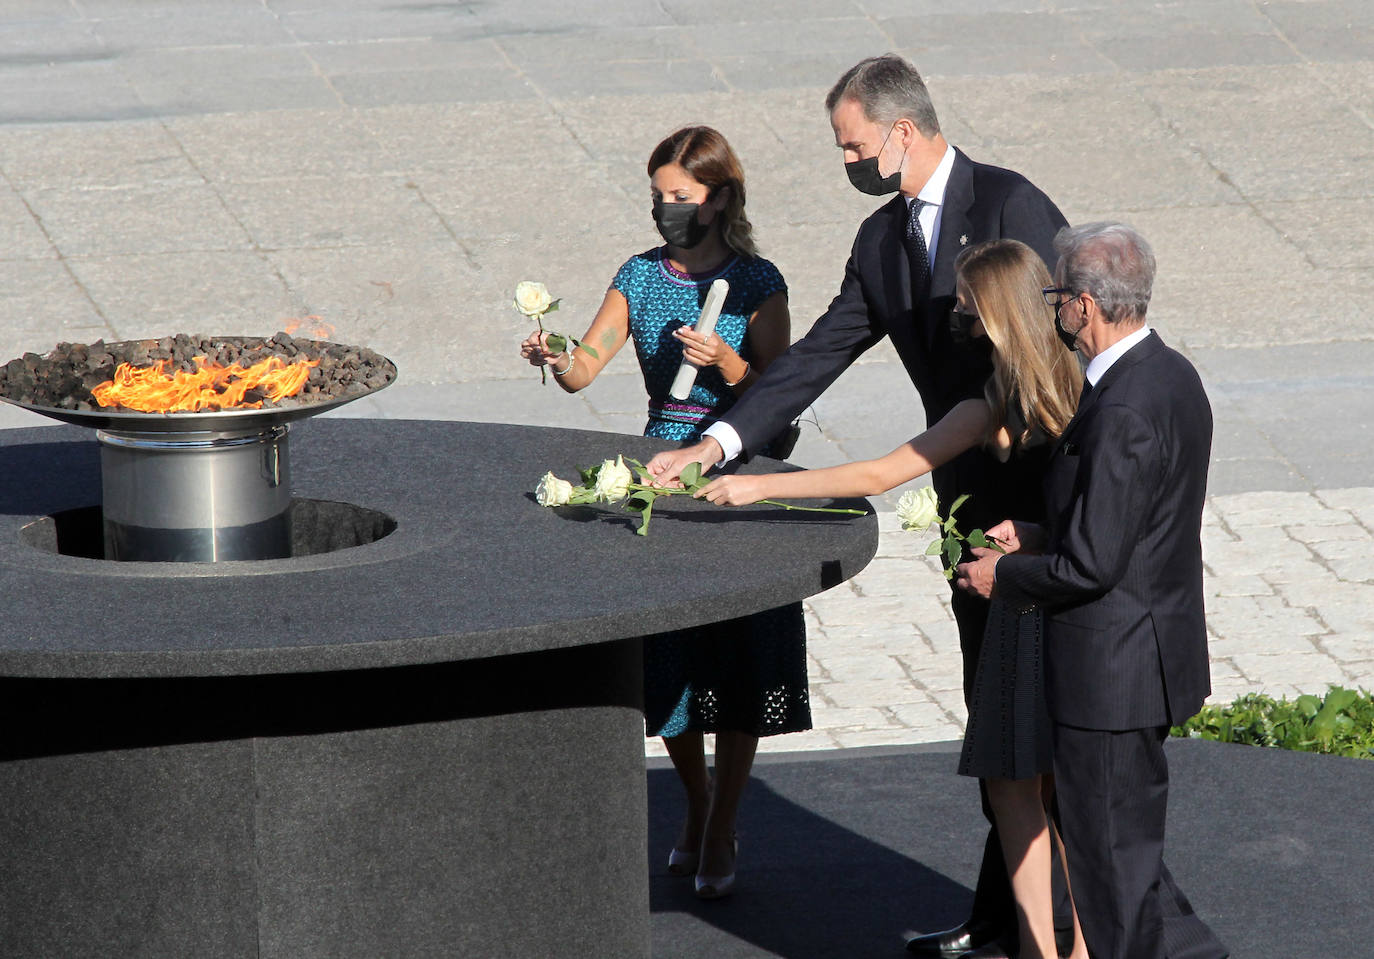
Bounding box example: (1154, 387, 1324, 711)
(905, 197, 930, 302)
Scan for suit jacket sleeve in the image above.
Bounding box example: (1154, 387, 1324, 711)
(997, 403, 1161, 612)
(720, 232, 885, 454)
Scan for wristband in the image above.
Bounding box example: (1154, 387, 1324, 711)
(723, 361, 751, 387)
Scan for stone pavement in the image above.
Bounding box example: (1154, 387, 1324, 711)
(0, 0, 1369, 757)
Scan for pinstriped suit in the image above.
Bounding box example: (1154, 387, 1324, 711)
(995, 331, 1212, 731)
(997, 331, 1227, 959)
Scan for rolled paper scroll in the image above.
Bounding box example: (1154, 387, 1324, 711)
(669, 278, 730, 400)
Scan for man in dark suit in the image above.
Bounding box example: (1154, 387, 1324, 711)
(956, 222, 1227, 959)
(648, 55, 1068, 957)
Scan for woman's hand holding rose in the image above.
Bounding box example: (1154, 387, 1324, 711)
(519, 330, 564, 368)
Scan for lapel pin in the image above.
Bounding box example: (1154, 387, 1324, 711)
(959, 234, 969, 246)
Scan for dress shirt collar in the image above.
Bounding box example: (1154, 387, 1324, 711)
(905, 143, 955, 211)
(1085, 324, 1151, 386)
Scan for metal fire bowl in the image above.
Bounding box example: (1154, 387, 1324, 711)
(0, 387, 388, 432)
(0, 339, 397, 432)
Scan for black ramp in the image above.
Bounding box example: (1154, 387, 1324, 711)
(649, 738, 1372, 958)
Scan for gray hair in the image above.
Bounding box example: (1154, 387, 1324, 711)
(825, 54, 941, 137)
(1054, 222, 1156, 324)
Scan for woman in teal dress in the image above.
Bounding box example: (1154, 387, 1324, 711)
(519, 126, 809, 900)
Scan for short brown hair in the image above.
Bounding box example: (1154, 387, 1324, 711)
(825, 55, 940, 137)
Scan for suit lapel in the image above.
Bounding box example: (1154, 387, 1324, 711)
(924, 150, 973, 354)
(932, 149, 973, 299)
(1051, 331, 1164, 454)
(879, 195, 912, 322)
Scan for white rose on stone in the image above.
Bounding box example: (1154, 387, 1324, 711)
(513, 281, 554, 317)
(535, 471, 574, 507)
(593, 455, 634, 503)
(896, 487, 940, 531)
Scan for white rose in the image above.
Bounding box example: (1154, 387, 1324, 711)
(896, 487, 940, 531)
(513, 281, 554, 317)
(592, 455, 634, 503)
(535, 471, 574, 507)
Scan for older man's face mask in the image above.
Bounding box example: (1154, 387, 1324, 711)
(1054, 298, 1084, 352)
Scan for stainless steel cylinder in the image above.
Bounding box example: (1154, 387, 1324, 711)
(99, 425, 292, 562)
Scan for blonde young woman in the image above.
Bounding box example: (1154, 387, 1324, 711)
(697, 239, 1090, 959)
(520, 126, 807, 900)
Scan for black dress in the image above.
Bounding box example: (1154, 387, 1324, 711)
(957, 403, 1055, 781)
(642, 603, 811, 738)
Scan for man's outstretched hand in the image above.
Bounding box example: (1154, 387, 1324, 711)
(954, 548, 1002, 599)
(645, 438, 723, 488)
(981, 518, 1045, 556)
(953, 517, 1046, 599)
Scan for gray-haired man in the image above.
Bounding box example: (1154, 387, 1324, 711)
(958, 223, 1228, 959)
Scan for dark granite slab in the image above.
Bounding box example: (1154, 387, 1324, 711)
(0, 418, 877, 678)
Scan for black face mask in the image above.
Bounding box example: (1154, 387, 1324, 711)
(1054, 305, 1082, 352)
(844, 123, 902, 195)
(949, 309, 979, 343)
(844, 156, 902, 196)
(652, 198, 712, 249)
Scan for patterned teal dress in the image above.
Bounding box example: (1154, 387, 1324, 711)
(612, 247, 811, 738)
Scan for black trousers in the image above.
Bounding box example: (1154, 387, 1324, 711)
(1051, 723, 1228, 959)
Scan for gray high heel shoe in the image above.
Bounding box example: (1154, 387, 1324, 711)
(667, 847, 699, 877)
(693, 834, 738, 900)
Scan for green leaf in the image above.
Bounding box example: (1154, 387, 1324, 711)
(967, 529, 988, 548)
(545, 333, 567, 353)
(635, 496, 655, 536)
(626, 490, 656, 511)
(948, 493, 970, 516)
(680, 461, 703, 490)
(545, 299, 560, 314)
(943, 535, 961, 570)
(925, 539, 944, 556)
(1326, 686, 1359, 713)
(571, 336, 599, 359)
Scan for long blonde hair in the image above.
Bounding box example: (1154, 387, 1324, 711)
(647, 126, 758, 258)
(955, 240, 1080, 444)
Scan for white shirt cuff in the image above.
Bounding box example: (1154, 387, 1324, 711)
(703, 422, 741, 467)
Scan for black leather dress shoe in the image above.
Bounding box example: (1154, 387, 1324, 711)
(904, 918, 1008, 957)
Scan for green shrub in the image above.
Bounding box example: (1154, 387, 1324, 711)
(1170, 685, 1374, 760)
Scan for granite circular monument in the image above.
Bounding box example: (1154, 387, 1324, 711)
(0, 417, 877, 958)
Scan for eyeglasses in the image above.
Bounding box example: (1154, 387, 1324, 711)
(1042, 286, 1077, 311)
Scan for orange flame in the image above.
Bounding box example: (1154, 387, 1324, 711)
(91, 355, 320, 413)
(282, 315, 335, 340)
